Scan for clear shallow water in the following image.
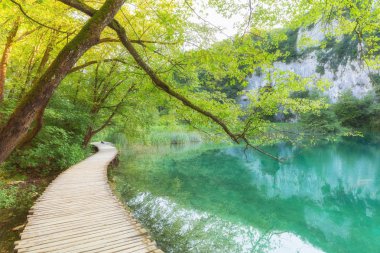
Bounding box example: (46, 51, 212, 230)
(114, 139, 380, 253)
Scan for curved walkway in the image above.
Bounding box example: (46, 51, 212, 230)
(15, 142, 163, 253)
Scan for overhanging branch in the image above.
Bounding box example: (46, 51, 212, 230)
(98, 37, 180, 46)
(10, 0, 72, 35)
(68, 58, 127, 73)
(58, 0, 282, 162)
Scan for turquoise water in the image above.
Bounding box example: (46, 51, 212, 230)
(114, 139, 380, 253)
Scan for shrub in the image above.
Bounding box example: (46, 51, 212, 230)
(369, 73, 380, 99)
(3, 95, 91, 176)
(332, 92, 373, 129)
(300, 108, 343, 135)
(44, 97, 90, 137)
(5, 126, 88, 176)
(0, 182, 39, 209)
(0, 184, 17, 209)
(368, 103, 380, 131)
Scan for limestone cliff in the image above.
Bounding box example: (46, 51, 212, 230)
(242, 23, 377, 103)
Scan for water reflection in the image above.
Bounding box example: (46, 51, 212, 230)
(228, 140, 380, 202)
(116, 139, 380, 253)
(224, 139, 380, 253)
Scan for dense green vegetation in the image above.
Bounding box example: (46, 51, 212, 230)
(0, 0, 380, 251)
(300, 91, 380, 141)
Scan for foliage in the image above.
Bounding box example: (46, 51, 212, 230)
(315, 65, 325, 75)
(0, 184, 18, 209)
(1, 0, 379, 252)
(300, 108, 343, 136)
(4, 95, 90, 176)
(0, 1, 379, 253)
(333, 91, 377, 129)
(369, 73, 380, 98)
(240, 70, 329, 144)
(0, 100, 18, 128)
(195, 70, 245, 99)
(2, 0, 364, 166)
(300, 91, 380, 139)
(275, 28, 300, 63)
(8, 127, 87, 175)
(316, 35, 359, 73)
(0, 171, 47, 252)
(0, 182, 38, 209)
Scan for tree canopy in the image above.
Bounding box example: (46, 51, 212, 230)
(0, 0, 379, 164)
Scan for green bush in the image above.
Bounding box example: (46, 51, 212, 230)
(300, 91, 380, 137)
(0, 100, 18, 128)
(0, 181, 39, 209)
(367, 103, 380, 131)
(0, 184, 17, 209)
(3, 95, 91, 176)
(44, 97, 90, 137)
(300, 108, 343, 135)
(369, 73, 380, 99)
(6, 126, 88, 176)
(332, 92, 374, 129)
(267, 28, 300, 63)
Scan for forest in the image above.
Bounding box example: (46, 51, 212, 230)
(1, 0, 380, 252)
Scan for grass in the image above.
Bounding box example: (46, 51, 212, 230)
(102, 126, 204, 147)
(145, 129, 203, 145)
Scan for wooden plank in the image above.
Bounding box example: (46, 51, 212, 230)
(19, 219, 138, 240)
(20, 219, 135, 239)
(17, 224, 145, 248)
(15, 142, 163, 253)
(17, 228, 146, 252)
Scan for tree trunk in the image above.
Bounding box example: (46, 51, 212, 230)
(0, 0, 125, 163)
(36, 32, 57, 74)
(82, 127, 94, 147)
(0, 18, 20, 102)
(19, 43, 40, 98)
(17, 108, 45, 148)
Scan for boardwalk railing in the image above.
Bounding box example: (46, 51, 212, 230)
(15, 142, 163, 253)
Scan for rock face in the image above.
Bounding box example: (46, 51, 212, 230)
(243, 24, 376, 103)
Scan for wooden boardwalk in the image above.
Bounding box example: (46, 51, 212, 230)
(15, 142, 163, 253)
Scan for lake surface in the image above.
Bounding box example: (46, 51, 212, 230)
(113, 138, 380, 253)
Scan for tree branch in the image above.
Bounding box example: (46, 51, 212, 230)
(10, 0, 71, 35)
(14, 27, 41, 42)
(98, 37, 180, 46)
(184, 0, 230, 39)
(68, 58, 127, 73)
(92, 91, 130, 135)
(58, 0, 282, 161)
